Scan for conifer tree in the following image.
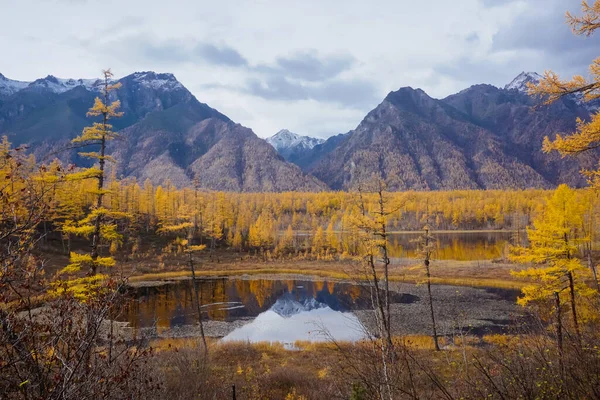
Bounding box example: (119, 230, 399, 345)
(59, 69, 130, 279)
(529, 1, 600, 187)
(157, 203, 208, 353)
(510, 185, 596, 345)
(414, 201, 440, 351)
(72, 70, 123, 272)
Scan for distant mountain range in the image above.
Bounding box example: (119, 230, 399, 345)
(0, 72, 325, 191)
(1, 71, 596, 191)
(269, 72, 597, 190)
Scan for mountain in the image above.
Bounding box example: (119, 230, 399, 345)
(266, 129, 325, 162)
(270, 293, 327, 318)
(3, 70, 596, 192)
(0, 71, 325, 191)
(282, 132, 350, 170)
(306, 72, 595, 190)
(443, 75, 594, 188)
(0, 73, 29, 98)
(112, 117, 326, 190)
(504, 71, 543, 92)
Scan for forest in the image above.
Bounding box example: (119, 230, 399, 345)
(4, 2, 600, 400)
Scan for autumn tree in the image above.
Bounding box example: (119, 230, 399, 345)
(158, 203, 208, 353)
(510, 185, 596, 350)
(63, 69, 127, 277)
(414, 201, 440, 351)
(0, 139, 156, 399)
(530, 1, 600, 187)
(350, 179, 396, 400)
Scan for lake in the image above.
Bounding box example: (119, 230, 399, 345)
(387, 231, 515, 260)
(294, 230, 517, 260)
(120, 277, 522, 344)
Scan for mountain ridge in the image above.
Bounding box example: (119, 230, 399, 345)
(1, 70, 595, 191)
(0, 70, 326, 192)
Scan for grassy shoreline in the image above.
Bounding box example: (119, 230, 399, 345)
(128, 267, 526, 290)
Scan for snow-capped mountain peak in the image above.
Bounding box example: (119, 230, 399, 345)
(130, 71, 185, 91)
(266, 129, 325, 152)
(505, 71, 543, 92)
(0, 71, 186, 97)
(28, 75, 103, 93)
(0, 73, 29, 96)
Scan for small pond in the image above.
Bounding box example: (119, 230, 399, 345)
(120, 278, 523, 344)
(121, 278, 417, 343)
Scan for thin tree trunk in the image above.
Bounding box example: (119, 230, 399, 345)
(554, 291, 564, 377)
(377, 186, 393, 352)
(422, 222, 440, 352)
(567, 271, 581, 341)
(586, 246, 600, 294)
(90, 76, 109, 275)
(189, 251, 208, 355)
(425, 260, 440, 351)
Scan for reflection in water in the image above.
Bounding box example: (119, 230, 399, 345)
(389, 232, 514, 260)
(121, 279, 418, 335)
(223, 292, 365, 344)
(293, 231, 515, 260)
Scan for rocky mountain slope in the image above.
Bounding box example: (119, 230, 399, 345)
(0, 71, 325, 191)
(305, 72, 595, 190)
(2, 70, 595, 192)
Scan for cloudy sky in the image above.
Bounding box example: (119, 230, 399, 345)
(1, 0, 598, 138)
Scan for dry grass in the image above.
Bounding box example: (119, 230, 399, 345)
(128, 264, 527, 290)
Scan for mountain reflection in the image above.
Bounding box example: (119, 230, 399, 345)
(222, 292, 365, 344)
(122, 278, 418, 331)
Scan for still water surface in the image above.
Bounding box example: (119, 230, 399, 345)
(387, 231, 514, 260)
(122, 279, 418, 343)
(294, 231, 515, 260)
(121, 232, 519, 343)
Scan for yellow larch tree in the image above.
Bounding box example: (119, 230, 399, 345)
(529, 1, 600, 187)
(510, 185, 596, 345)
(59, 69, 131, 282)
(157, 203, 208, 353)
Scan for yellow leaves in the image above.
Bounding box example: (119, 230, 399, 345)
(510, 184, 596, 306)
(72, 123, 119, 145)
(528, 3, 600, 189)
(62, 221, 94, 238)
(187, 245, 206, 252)
(285, 388, 308, 400)
(528, 70, 599, 104)
(49, 274, 109, 301)
(64, 167, 103, 181)
(100, 224, 123, 243)
(566, 1, 600, 36)
(248, 210, 276, 249)
(59, 252, 116, 275)
(317, 367, 329, 379)
(81, 207, 131, 223)
(157, 222, 194, 234)
(543, 113, 600, 157)
(86, 97, 124, 118)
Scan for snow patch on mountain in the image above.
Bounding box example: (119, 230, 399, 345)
(0, 71, 186, 96)
(0, 73, 30, 96)
(266, 129, 325, 152)
(131, 71, 185, 91)
(504, 71, 600, 113)
(28, 75, 103, 93)
(505, 72, 543, 92)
